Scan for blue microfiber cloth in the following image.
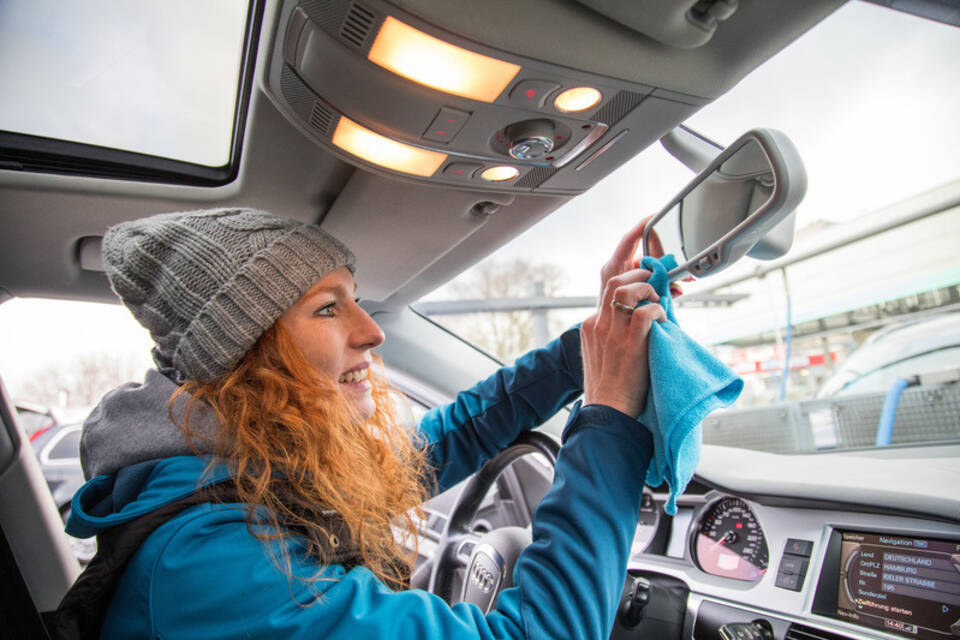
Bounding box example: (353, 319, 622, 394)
(637, 255, 744, 515)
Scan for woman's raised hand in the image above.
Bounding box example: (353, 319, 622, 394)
(580, 218, 666, 418)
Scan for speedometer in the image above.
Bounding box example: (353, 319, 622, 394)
(692, 497, 768, 582)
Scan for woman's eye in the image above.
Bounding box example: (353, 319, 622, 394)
(314, 302, 337, 317)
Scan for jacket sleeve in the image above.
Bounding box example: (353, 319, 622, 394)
(417, 325, 583, 494)
(141, 403, 653, 640)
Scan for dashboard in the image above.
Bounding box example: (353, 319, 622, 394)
(414, 441, 960, 640)
(625, 483, 960, 640)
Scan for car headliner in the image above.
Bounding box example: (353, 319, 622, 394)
(0, 0, 844, 310)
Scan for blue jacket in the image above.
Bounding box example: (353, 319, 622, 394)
(68, 327, 654, 639)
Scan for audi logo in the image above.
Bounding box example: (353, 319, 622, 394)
(471, 564, 495, 593)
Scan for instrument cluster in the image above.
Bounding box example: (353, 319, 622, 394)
(631, 489, 770, 585)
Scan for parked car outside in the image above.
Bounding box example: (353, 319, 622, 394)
(818, 312, 960, 398)
(14, 400, 57, 440)
(27, 422, 96, 564)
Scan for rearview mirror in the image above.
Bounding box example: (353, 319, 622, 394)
(643, 129, 807, 281)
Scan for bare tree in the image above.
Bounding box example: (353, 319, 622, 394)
(441, 258, 568, 363)
(16, 351, 146, 410)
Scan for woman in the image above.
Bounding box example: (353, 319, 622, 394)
(66, 208, 665, 639)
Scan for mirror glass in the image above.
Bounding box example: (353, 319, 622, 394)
(648, 139, 775, 266)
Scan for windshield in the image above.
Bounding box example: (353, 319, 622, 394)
(421, 1, 960, 454)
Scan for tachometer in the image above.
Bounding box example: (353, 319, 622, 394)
(692, 497, 768, 582)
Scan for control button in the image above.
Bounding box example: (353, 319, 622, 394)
(775, 571, 802, 591)
(424, 107, 470, 144)
(784, 538, 813, 557)
(442, 162, 482, 178)
(778, 554, 809, 576)
(509, 79, 560, 108)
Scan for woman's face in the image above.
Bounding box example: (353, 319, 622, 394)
(277, 267, 385, 420)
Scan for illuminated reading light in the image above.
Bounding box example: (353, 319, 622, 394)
(554, 86, 602, 113)
(480, 166, 519, 182)
(332, 116, 447, 177)
(368, 16, 521, 102)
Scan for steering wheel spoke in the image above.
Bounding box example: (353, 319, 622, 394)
(454, 533, 484, 566)
(427, 431, 560, 606)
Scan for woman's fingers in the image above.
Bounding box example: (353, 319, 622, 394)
(599, 216, 673, 297)
(608, 282, 661, 326)
(628, 302, 667, 339)
(596, 269, 654, 330)
(599, 216, 654, 287)
(583, 219, 674, 418)
(609, 219, 648, 269)
(645, 226, 665, 259)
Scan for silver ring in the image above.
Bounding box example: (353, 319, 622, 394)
(611, 299, 635, 315)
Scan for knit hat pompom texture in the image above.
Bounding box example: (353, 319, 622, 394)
(103, 209, 355, 383)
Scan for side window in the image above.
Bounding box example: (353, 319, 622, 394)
(388, 390, 430, 428)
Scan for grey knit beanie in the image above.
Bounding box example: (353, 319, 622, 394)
(102, 208, 355, 384)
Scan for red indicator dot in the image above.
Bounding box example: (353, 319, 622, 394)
(736, 522, 743, 529)
(454, 169, 464, 175)
(556, 135, 563, 141)
(435, 130, 446, 136)
(445, 118, 456, 123)
(525, 89, 537, 99)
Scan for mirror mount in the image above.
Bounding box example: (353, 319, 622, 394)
(660, 125, 723, 173)
(644, 128, 807, 281)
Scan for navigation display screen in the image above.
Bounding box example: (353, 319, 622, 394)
(837, 531, 960, 639)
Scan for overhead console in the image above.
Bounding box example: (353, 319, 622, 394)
(261, 0, 844, 197)
(262, 0, 711, 194)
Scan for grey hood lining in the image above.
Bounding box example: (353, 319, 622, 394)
(80, 369, 219, 479)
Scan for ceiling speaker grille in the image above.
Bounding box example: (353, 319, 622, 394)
(280, 66, 336, 139)
(589, 90, 645, 125)
(298, 0, 347, 35)
(280, 65, 315, 119)
(341, 3, 376, 49)
(516, 167, 558, 189)
(310, 102, 334, 137)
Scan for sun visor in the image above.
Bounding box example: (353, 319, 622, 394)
(319, 171, 514, 300)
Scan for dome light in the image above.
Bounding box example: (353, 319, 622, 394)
(332, 116, 446, 177)
(553, 87, 602, 113)
(368, 17, 521, 103)
(480, 166, 520, 182)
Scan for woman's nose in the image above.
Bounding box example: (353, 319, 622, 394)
(352, 306, 385, 350)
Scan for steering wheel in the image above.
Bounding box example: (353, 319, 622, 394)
(421, 431, 560, 611)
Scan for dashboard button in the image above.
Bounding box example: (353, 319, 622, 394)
(784, 538, 813, 557)
(778, 554, 808, 576)
(775, 571, 802, 591)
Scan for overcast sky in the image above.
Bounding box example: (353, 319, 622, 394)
(1, 1, 959, 399)
(435, 1, 960, 300)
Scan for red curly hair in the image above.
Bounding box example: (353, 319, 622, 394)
(171, 323, 432, 589)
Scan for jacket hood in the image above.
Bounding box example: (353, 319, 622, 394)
(80, 368, 218, 480)
(66, 456, 231, 538)
(67, 369, 227, 537)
